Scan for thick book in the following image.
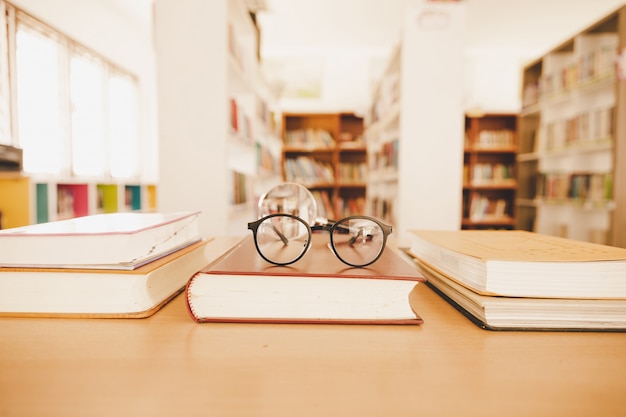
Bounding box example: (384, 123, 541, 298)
(186, 235, 425, 324)
(414, 260, 626, 331)
(0, 239, 216, 318)
(408, 230, 626, 299)
(0, 211, 201, 270)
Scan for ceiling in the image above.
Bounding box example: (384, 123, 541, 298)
(256, 0, 626, 56)
(117, 0, 626, 58)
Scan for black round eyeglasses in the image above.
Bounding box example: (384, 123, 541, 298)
(247, 214, 392, 268)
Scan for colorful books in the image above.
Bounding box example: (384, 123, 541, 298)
(0, 211, 201, 270)
(186, 235, 425, 325)
(406, 230, 626, 331)
(0, 239, 216, 318)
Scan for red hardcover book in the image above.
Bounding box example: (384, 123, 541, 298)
(186, 234, 425, 325)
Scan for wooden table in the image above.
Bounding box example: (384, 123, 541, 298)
(1, 238, 625, 417)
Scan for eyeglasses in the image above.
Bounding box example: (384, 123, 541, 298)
(247, 214, 392, 267)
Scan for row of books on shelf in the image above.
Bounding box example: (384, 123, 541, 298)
(467, 130, 515, 149)
(370, 139, 399, 171)
(310, 190, 366, 219)
(256, 143, 280, 175)
(337, 162, 367, 183)
(368, 195, 394, 226)
(522, 36, 618, 107)
(464, 163, 515, 186)
(536, 171, 613, 205)
(284, 156, 334, 185)
(538, 106, 614, 152)
(284, 128, 335, 148)
(467, 194, 509, 222)
(49, 182, 152, 221)
(229, 98, 254, 144)
(406, 229, 626, 331)
(538, 36, 617, 101)
(335, 196, 366, 218)
(230, 171, 249, 205)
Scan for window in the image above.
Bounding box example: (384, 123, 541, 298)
(5, 4, 140, 179)
(15, 22, 65, 174)
(70, 50, 106, 177)
(109, 73, 139, 178)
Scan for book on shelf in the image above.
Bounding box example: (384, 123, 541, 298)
(407, 230, 626, 299)
(311, 190, 334, 219)
(468, 195, 508, 222)
(284, 156, 334, 185)
(186, 234, 425, 325)
(475, 130, 515, 149)
(0, 211, 201, 270)
(0, 239, 217, 318)
(284, 128, 335, 148)
(413, 260, 626, 331)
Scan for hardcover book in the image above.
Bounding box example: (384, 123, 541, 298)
(186, 234, 425, 324)
(0, 239, 217, 318)
(0, 211, 201, 269)
(414, 260, 626, 331)
(408, 230, 626, 299)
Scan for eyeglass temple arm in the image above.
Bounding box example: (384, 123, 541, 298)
(271, 225, 289, 245)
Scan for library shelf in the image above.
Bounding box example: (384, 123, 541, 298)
(0, 173, 157, 229)
(0, 173, 29, 229)
(280, 112, 366, 219)
(516, 4, 626, 248)
(463, 113, 518, 230)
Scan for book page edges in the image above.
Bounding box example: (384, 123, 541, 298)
(0, 287, 185, 319)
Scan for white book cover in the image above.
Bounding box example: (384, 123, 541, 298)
(0, 211, 202, 269)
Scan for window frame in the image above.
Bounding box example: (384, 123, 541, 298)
(2, 1, 142, 181)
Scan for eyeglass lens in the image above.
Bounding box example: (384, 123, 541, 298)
(331, 217, 385, 266)
(255, 215, 310, 265)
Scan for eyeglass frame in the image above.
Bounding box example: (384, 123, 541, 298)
(247, 213, 393, 268)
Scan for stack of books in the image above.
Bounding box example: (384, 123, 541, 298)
(405, 230, 626, 331)
(0, 211, 214, 318)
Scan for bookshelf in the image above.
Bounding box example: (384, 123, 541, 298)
(155, 0, 282, 237)
(0, 173, 29, 229)
(517, 5, 626, 248)
(281, 112, 366, 219)
(462, 114, 518, 229)
(0, 174, 157, 229)
(363, 1, 465, 241)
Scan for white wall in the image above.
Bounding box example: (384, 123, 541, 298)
(10, 0, 159, 182)
(271, 45, 535, 116)
(264, 46, 392, 116)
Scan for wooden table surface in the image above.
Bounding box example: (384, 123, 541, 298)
(1, 238, 625, 417)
